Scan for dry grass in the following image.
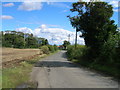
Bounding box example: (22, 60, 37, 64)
(2, 48, 41, 63)
(1, 48, 47, 88)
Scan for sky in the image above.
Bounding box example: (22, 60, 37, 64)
(1, 0, 120, 45)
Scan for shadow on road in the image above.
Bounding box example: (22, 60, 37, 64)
(34, 51, 78, 68)
(61, 51, 67, 58)
(34, 61, 78, 68)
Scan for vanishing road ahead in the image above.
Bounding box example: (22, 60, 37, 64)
(31, 51, 119, 88)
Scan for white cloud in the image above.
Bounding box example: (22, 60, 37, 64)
(109, 1, 119, 12)
(113, 8, 120, 12)
(16, 27, 33, 34)
(40, 24, 47, 29)
(15, 24, 85, 45)
(109, 1, 118, 8)
(3, 3, 14, 7)
(0, 15, 13, 19)
(18, 2, 42, 11)
(79, 0, 119, 12)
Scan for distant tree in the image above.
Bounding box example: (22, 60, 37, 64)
(63, 40, 70, 49)
(45, 39, 49, 45)
(2, 31, 49, 48)
(14, 37, 25, 48)
(53, 44, 58, 51)
(25, 36, 38, 48)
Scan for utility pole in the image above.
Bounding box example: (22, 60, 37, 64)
(68, 34, 70, 43)
(75, 29, 77, 49)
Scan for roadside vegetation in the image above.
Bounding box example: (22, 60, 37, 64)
(67, 43, 120, 78)
(2, 54, 49, 88)
(2, 45, 58, 88)
(67, 1, 120, 78)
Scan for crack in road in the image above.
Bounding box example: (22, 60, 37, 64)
(43, 66, 52, 88)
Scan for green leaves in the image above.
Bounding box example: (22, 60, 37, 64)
(63, 40, 70, 49)
(68, 1, 117, 58)
(2, 31, 49, 48)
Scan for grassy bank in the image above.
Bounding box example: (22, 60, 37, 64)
(67, 45, 120, 79)
(2, 46, 59, 88)
(2, 54, 47, 88)
(72, 59, 119, 78)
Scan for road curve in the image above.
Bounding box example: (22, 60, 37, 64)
(31, 51, 119, 88)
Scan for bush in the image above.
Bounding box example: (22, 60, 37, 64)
(47, 45, 55, 53)
(53, 45, 58, 51)
(67, 45, 87, 60)
(97, 33, 119, 65)
(40, 46, 50, 54)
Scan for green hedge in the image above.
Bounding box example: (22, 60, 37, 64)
(40, 45, 58, 54)
(40, 46, 50, 54)
(67, 44, 120, 78)
(67, 45, 87, 60)
(47, 45, 55, 53)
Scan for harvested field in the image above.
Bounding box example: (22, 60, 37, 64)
(2, 48, 42, 64)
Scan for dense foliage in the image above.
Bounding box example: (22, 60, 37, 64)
(63, 40, 70, 49)
(2, 31, 49, 48)
(68, 2, 117, 59)
(40, 46, 50, 54)
(40, 45, 58, 54)
(67, 45, 88, 60)
(67, 1, 120, 78)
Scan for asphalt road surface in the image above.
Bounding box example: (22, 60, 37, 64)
(31, 51, 119, 88)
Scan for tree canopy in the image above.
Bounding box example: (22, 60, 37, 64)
(68, 1, 117, 58)
(2, 31, 49, 48)
(63, 40, 70, 49)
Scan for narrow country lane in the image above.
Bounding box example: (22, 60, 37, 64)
(31, 51, 119, 88)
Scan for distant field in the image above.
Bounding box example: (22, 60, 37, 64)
(2, 48, 41, 63)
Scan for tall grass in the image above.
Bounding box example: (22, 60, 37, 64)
(2, 55, 46, 88)
(67, 45, 88, 60)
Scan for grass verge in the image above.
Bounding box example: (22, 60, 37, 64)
(2, 50, 59, 88)
(2, 54, 46, 88)
(71, 59, 120, 79)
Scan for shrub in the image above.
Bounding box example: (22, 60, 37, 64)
(40, 46, 50, 54)
(47, 45, 55, 53)
(53, 45, 58, 51)
(97, 33, 119, 65)
(67, 45, 87, 60)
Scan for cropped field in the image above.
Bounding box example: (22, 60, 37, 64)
(2, 48, 41, 63)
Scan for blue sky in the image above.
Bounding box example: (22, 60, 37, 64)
(2, 2, 74, 31)
(1, 1, 119, 45)
(1, 1, 119, 31)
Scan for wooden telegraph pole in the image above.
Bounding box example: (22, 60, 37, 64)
(68, 34, 70, 43)
(75, 29, 77, 49)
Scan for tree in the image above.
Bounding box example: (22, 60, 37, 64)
(63, 40, 70, 49)
(53, 44, 58, 51)
(25, 36, 38, 48)
(68, 1, 117, 59)
(45, 39, 49, 45)
(41, 39, 49, 45)
(2, 30, 49, 48)
(14, 37, 25, 48)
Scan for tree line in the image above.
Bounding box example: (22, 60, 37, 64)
(1, 31, 49, 48)
(67, 1, 120, 78)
